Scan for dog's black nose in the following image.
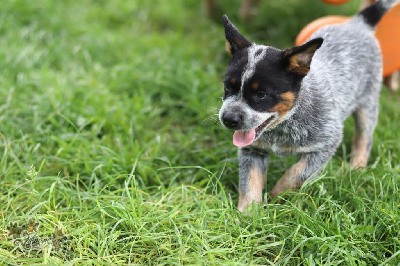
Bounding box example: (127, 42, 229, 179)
(222, 112, 243, 129)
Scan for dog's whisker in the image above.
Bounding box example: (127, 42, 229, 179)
(202, 113, 221, 125)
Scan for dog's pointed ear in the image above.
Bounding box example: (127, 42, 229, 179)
(283, 38, 323, 76)
(223, 15, 252, 56)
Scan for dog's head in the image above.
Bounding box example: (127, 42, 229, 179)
(219, 15, 323, 147)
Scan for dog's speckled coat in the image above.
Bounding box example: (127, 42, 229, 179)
(219, 0, 399, 212)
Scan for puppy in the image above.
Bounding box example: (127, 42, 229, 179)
(218, 0, 399, 212)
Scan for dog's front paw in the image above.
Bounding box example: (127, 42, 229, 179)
(237, 194, 262, 212)
(350, 158, 368, 169)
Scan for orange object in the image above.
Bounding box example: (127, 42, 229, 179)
(322, 0, 351, 4)
(295, 4, 400, 76)
(295, 16, 349, 46)
(376, 4, 400, 76)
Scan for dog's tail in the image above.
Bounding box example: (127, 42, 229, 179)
(358, 0, 399, 28)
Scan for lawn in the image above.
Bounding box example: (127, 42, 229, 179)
(0, 0, 399, 264)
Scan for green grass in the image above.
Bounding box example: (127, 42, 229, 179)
(0, 0, 399, 264)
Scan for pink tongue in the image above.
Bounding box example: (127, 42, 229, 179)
(233, 129, 256, 147)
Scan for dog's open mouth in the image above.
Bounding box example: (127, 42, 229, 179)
(233, 115, 275, 147)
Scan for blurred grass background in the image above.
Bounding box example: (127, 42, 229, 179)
(0, 0, 399, 264)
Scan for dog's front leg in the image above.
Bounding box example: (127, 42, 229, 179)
(237, 148, 268, 212)
(270, 151, 334, 198)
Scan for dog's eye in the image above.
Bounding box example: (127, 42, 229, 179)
(255, 91, 267, 99)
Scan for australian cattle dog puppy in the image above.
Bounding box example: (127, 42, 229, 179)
(218, 0, 399, 212)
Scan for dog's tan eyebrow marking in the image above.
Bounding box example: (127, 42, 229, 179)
(230, 78, 236, 84)
(251, 82, 259, 90)
(269, 91, 296, 115)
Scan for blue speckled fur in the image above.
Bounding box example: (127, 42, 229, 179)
(219, 0, 399, 211)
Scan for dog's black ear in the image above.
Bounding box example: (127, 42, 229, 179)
(283, 38, 323, 76)
(223, 15, 252, 56)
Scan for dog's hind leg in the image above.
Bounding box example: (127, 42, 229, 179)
(350, 104, 379, 168)
(237, 148, 268, 212)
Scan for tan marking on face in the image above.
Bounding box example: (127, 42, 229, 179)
(270, 157, 307, 198)
(251, 82, 259, 90)
(269, 91, 296, 115)
(237, 166, 265, 212)
(267, 91, 296, 129)
(230, 78, 236, 85)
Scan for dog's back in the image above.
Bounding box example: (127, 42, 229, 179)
(306, 16, 382, 120)
(268, 0, 399, 151)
